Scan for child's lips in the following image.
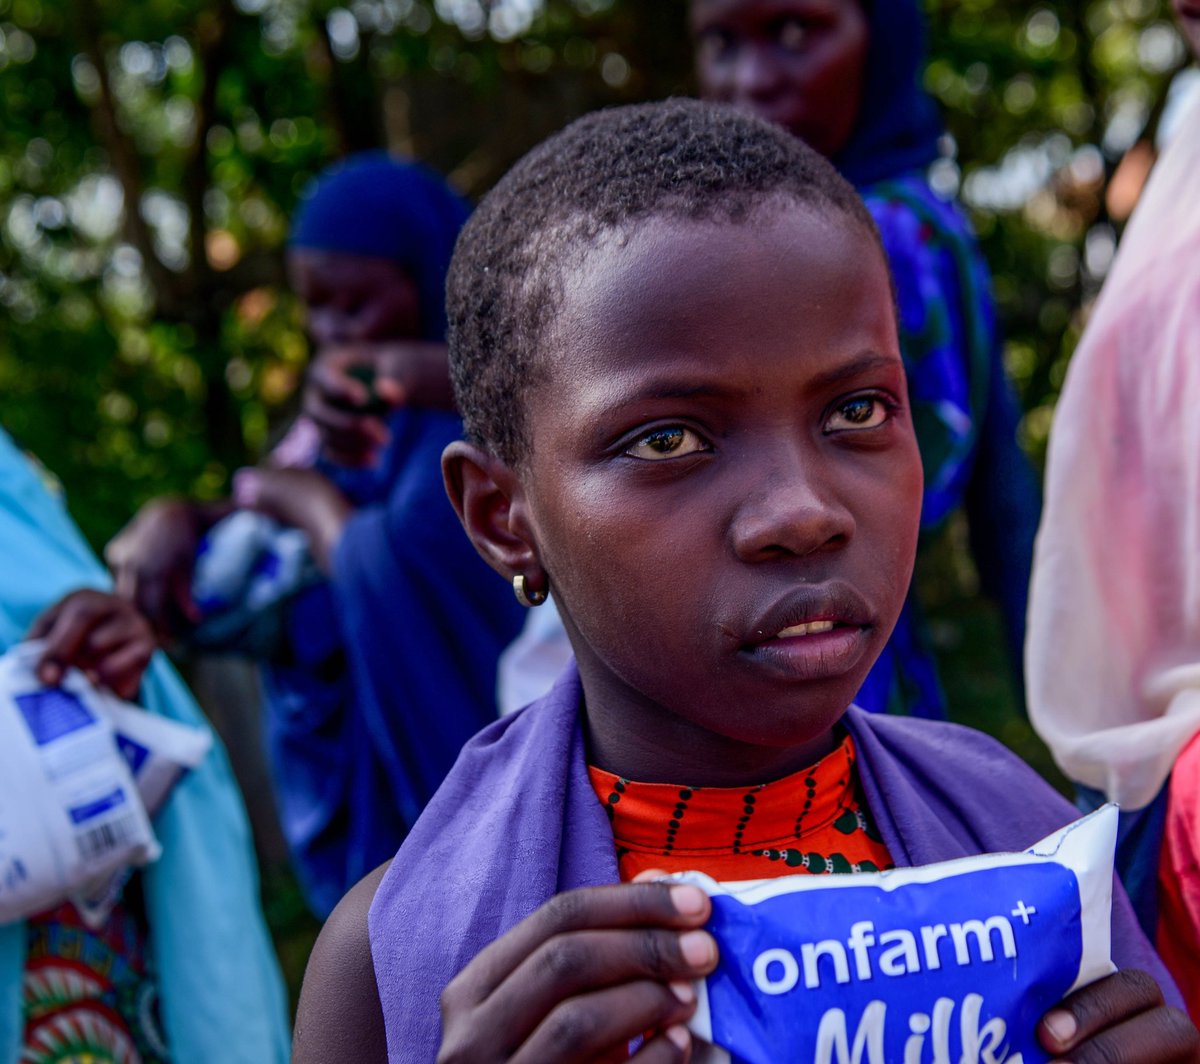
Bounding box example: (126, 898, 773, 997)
(744, 624, 869, 681)
(742, 582, 873, 647)
(736, 582, 874, 681)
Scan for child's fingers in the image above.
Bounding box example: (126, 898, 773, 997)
(506, 980, 695, 1064)
(308, 350, 371, 409)
(321, 423, 390, 463)
(446, 883, 712, 1008)
(170, 567, 201, 626)
(1044, 1002, 1199, 1064)
(76, 611, 141, 657)
(371, 374, 406, 405)
(632, 869, 671, 883)
(302, 392, 373, 436)
(34, 592, 110, 685)
(297, 393, 388, 465)
(629, 1026, 693, 1064)
(119, 561, 180, 636)
(1039, 969, 1168, 1055)
(476, 928, 712, 1050)
(92, 639, 156, 701)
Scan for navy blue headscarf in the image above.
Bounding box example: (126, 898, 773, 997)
(289, 152, 471, 341)
(268, 153, 525, 917)
(833, 0, 943, 189)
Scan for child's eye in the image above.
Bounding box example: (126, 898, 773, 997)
(825, 395, 892, 433)
(697, 27, 736, 62)
(775, 17, 807, 52)
(626, 426, 708, 461)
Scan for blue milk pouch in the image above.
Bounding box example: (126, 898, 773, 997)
(674, 805, 1118, 1064)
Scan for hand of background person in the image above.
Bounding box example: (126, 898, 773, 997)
(303, 341, 455, 467)
(436, 876, 718, 1064)
(106, 497, 231, 637)
(233, 466, 352, 575)
(1039, 969, 1198, 1062)
(29, 589, 157, 701)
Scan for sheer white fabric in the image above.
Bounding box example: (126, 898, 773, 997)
(1027, 96, 1200, 810)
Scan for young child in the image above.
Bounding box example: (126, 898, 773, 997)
(294, 102, 1192, 1062)
(499, 0, 1045, 721)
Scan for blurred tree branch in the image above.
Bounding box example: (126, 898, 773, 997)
(72, 0, 182, 318)
(2, 0, 1186, 547)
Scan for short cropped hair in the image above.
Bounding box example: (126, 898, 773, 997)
(447, 98, 884, 465)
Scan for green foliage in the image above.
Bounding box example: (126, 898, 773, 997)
(0, 0, 1187, 547)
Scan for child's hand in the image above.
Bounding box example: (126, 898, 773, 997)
(1039, 970, 1198, 1062)
(303, 342, 454, 466)
(437, 880, 718, 1063)
(106, 497, 230, 636)
(29, 589, 157, 701)
(233, 467, 352, 574)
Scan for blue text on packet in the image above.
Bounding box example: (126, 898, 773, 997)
(68, 788, 127, 825)
(14, 688, 95, 746)
(704, 862, 1081, 1064)
(116, 734, 150, 776)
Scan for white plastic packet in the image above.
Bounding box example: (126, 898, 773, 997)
(674, 805, 1118, 1064)
(97, 687, 211, 818)
(70, 685, 211, 928)
(0, 642, 160, 923)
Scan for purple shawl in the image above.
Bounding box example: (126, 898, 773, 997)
(369, 664, 1180, 1061)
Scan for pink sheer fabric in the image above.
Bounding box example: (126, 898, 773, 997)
(1027, 97, 1200, 811)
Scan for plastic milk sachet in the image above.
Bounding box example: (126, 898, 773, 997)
(191, 509, 318, 656)
(93, 687, 211, 820)
(71, 683, 211, 928)
(0, 641, 208, 924)
(673, 804, 1118, 1064)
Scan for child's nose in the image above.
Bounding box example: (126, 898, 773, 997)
(728, 450, 855, 562)
(731, 42, 784, 101)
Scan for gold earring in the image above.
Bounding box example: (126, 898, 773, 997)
(513, 574, 548, 608)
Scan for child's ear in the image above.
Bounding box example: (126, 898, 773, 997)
(442, 441, 541, 582)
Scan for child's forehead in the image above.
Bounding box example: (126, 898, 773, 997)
(536, 202, 896, 390)
(553, 199, 879, 316)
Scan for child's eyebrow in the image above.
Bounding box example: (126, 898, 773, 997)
(588, 380, 748, 418)
(638, 382, 745, 401)
(587, 352, 900, 419)
(806, 352, 903, 390)
(623, 352, 901, 400)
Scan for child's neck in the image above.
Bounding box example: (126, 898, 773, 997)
(581, 683, 842, 787)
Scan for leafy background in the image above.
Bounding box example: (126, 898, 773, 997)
(0, 0, 1190, 993)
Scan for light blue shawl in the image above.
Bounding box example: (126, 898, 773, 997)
(0, 429, 290, 1063)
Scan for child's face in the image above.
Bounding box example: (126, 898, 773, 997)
(288, 249, 421, 347)
(520, 203, 922, 783)
(691, 0, 868, 160)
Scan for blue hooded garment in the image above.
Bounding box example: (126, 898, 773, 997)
(268, 155, 525, 917)
(840, 0, 1042, 719)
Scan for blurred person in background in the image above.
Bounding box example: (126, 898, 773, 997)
(0, 435, 288, 1063)
(688, 0, 1042, 719)
(107, 155, 524, 918)
(1026, 0, 1200, 1016)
